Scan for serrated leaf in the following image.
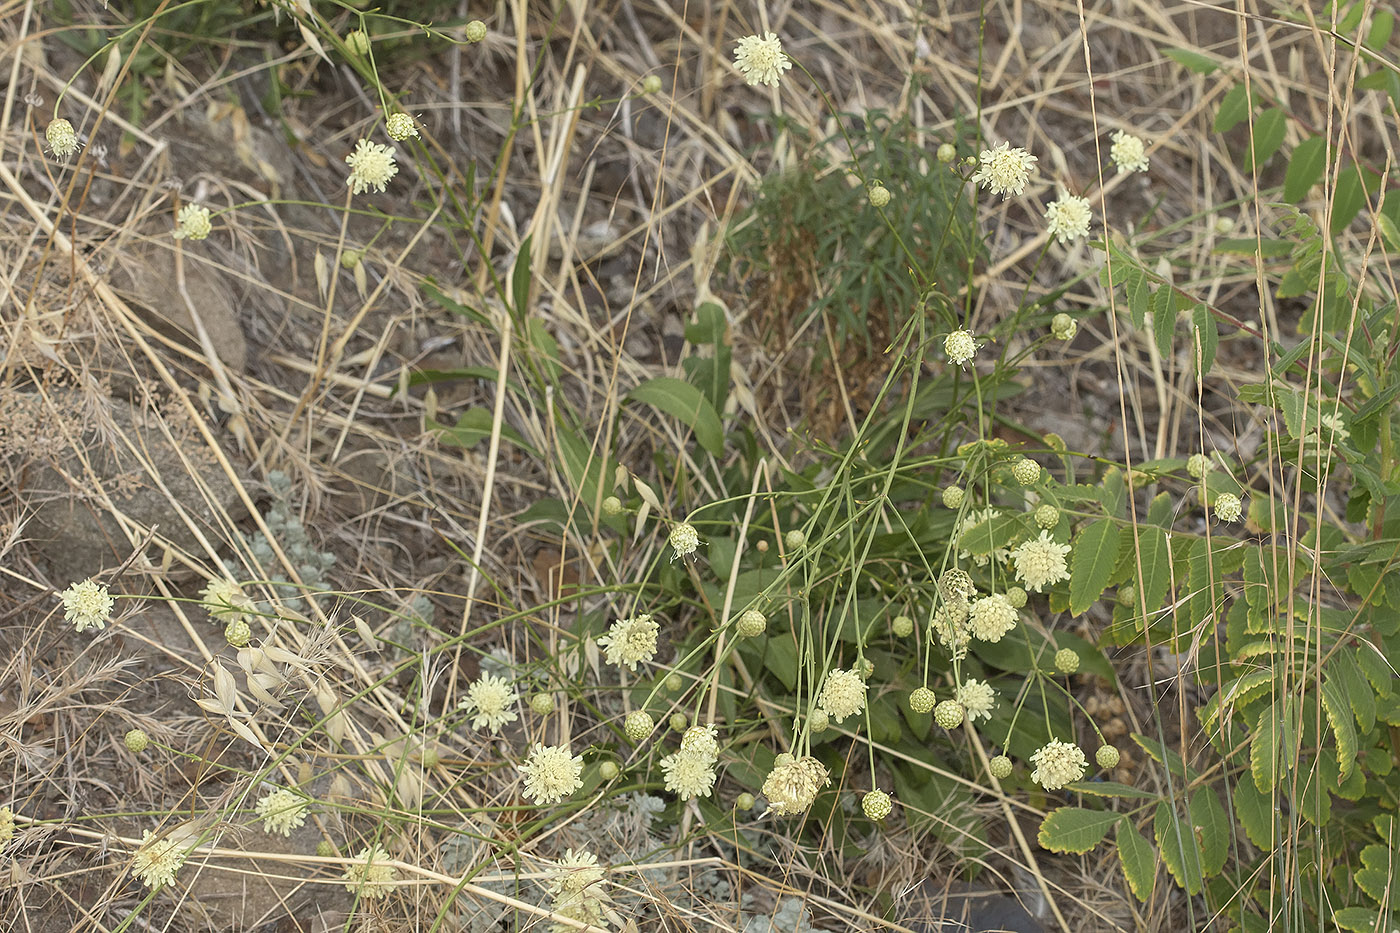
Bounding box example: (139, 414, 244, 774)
(1356, 843, 1400, 905)
(1163, 46, 1219, 74)
(1116, 818, 1156, 902)
(1284, 135, 1327, 203)
(1131, 732, 1200, 780)
(1132, 525, 1173, 621)
(1320, 674, 1359, 783)
(1190, 788, 1230, 877)
(1127, 267, 1150, 329)
(1251, 699, 1283, 792)
(1065, 780, 1157, 800)
(1152, 285, 1175, 357)
(1069, 520, 1121, 615)
(1191, 304, 1218, 377)
(1333, 907, 1382, 932)
(1155, 801, 1204, 895)
(1201, 670, 1276, 732)
(1333, 646, 1377, 733)
(1038, 807, 1121, 854)
(1215, 84, 1252, 134)
(1233, 774, 1276, 848)
(626, 377, 724, 456)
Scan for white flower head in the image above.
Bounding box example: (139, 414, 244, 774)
(1030, 739, 1087, 790)
(932, 602, 971, 658)
(733, 33, 792, 87)
(173, 203, 212, 241)
(955, 678, 997, 722)
(668, 522, 700, 560)
(385, 112, 419, 141)
(131, 827, 194, 888)
(1109, 130, 1150, 174)
(60, 579, 114, 632)
(200, 577, 255, 622)
(1011, 531, 1071, 592)
(971, 141, 1037, 198)
(45, 118, 80, 160)
(818, 668, 867, 723)
(944, 329, 978, 367)
(255, 788, 309, 837)
(459, 672, 520, 734)
(548, 848, 613, 932)
(968, 594, 1018, 643)
(519, 743, 585, 805)
(1044, 192, 1092, 243)
(680, 724, 720, 764)
(345, 139, 399, 195)
(597, 614, 659, 671)
(1213, 493, 1243, 523)
(342, 844, 396, 899)
(660, 749, 717, 800)
(761, 753, 829, 816)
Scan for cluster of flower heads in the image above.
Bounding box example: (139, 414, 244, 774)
(546, 848, 612, 932)
(659, 724, 720, 801)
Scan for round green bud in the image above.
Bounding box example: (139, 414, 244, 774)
(988, 755, 1013, 779)
(736, 608, 767, 638)
(124, 729, 149, 754)
(339, 248, 364, 270)
(1096, 745, 1121, 769)
(1034, 503, 1059, 530)
(936, 142, 957, 164)
(598, 761, 620, 781)
(909, 687, 936, 714)
(892, 615, 914, 638)
(225, 619, 252, 648)
(624, 710, 654, 741)
(736, 792, 756, 811)
(1214, 216, 1235, 235)
(669, 712, 689, 733)
(1186, 453, 1210, 479)
(316, 840, 338, 858)
(858, 657, 875, 679)
(641, 75, 663, 95)
(1012, 458, 1041, 486)
(934, 700, 965, 730)
(530, 692, 554, 716)
(1050, 312, 1077, 341)
(868, 184, 891, 208)
(862, 789, 893, 821)
(1005, 586, 1027, 609)
(784, 529, 806, 550)
(665, 672, 684, 693)
(939, 568, 975, 603)
(1054, 648, 1080, 674)
(464, 20, 487, 43)
(418, 747, 441, 768)
(345, 29, 371, 57)
(601, 495, 623, 516)
(809, 708, 830, 734)
(942, 485, 965, 509)
(1116, 583, 1137, 607)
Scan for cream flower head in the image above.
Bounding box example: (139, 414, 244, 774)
(459, 672, 520, 734)
(968, 593, 1018, 643)
(1213, 493, 1243, 523)
(385, 112, 419, 141)
(1011, 531, 1071, 592)
(519, 743, 584, 805)
(45, 118, 80, 159)
(1044, 192, 1092, 243)
(733, 33, 792, 87)
(597, 614, 659, 671)
(932, 603, 971, 658)
(60, 579, 114, 632)
(1109, 130, 1150, 174)
(955, 678, 997, 722)
(971, 142, 1037, 198)
(132, 827, 194, 888)
(944, 329, 977, 366)
(173, 203, 212, 241)
(345, 139, 398, 195)
(818, 668, 867, 723)
(660, 749, 717, 800)
(200, 577, 255, 623)
(680, 724, 720, 764)
(342, 844, 396, 899)
(761, 753, 829, 816)
(255, 788, 309, 837)
(1030, 739, 1087, 790)
(668, 522, 700, 559)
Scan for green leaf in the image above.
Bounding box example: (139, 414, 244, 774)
(1069, 520, 1121, 615)
(1378, 211, 1400, 252)
(427, 407, 531, 452)
(511, 235, 533, 324)
(1332, 167, 1369, 234)
(1284, 135, 1327, 203)
(1152, 285, 1175, 358)
(1127, 267, 1150, 329)
(1214, 84, 1252, 134)
(1154, 801, 1204, 896)
(1246, 108, 1288, 170)
(625, 377, 724, 456)
(1191, 304, 1218, 377)
(1131, 733, 1200, 781)
(1233, 775, 1276, 849)
(763, 635, 798, 690)
(1320, 673, 1359, 783)
(1357, 842, 1400, 905)
(1251, 698, 1284, 792)
(1163, 46, 1219, 74)
(1065, 780, 1157, 800)
(1190, 788, 1230, 877)
(1333, 908, 1382, 932)
(1133, 525, 1173, 622)
(1116, 818, 1157, 902)
(1038, 807, 1120, 854)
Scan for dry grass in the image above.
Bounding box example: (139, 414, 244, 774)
(0, 0, 1390, 930)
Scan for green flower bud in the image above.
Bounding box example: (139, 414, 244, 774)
(598, 761, 620, 781)
(345, 29, 371, 57)
(464, 20, 487, 43)
(736, 792, 755, 810)
(937, 143, 957, 164)
(1050, 312, 1077, 340)
(624, 710, 654, 741)
(316, 840, 338, 858)
(124, 729, 149, 754)
(942, 485, 965, 509)
(1034, 503, 1059, 530)
(1054, 648, 1080, 674)
(891, 615, 914, 638)
(862, 789, 893, 821)
(868, 184, 891, 208)
(1005, 586, 1028, 609)
(1096, 745, 1120, 769)
(1012, 458, 1041, 486)
(665, 672, 684, 693)
(641, 75, 663, 95)
(785, 529, 806, 550)
(809, 708, 830, 734)
(225, 619, 252, 648)
(736, 608, 767, 638)
(935, 700, 965, 729)
(530, 692, 554, 716)
(988, 755, 1013, 779)
(910, 687, 936, 714)
(669, 712, 689, 733)
(601, 495, 623, 516)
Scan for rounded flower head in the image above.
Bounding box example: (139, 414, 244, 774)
(932, 603, 971, 657)
(344, 29, 371, 57)
(200, 577, 254, 622)
(459, 672, 520, 734)
(530, 692, 555, 716)
(61, 579, 114, 632)
(464, 20, 487, 43)
(1006, 586, 1028, 609)
(519, 743, 585, 805)
(660, 749, 717, 800)
(1109, 130, 1150, 174)
(624, 710, 654, 741)
(132, 828, 192, 888)
(124, 729, 149, 753)
(601, 495, 623, 515)
(547, 848, 605, 898)
(1034, 503, 1059, 530)
(225, 618, 252, 647)
(988, 755, 1014, 779)
(761, 753, 829, 816)
(938, 567, 976, 603)
(1050, 312, 1077, 340)
(668, 522, 700, 559)
(1012, 458, 1041, 486)
(1186, 452, 1211, 479)
(1030, 739, 1087, 790)
(808, 707, 830, 733)
(173, 203, 212, 241)
(862, 789, 893, 821)
(944, 329, 977, 366)
(345, 139, 398, 195)
(936, 142, 957, 164)
(784, 528, 806, 550)
(736, 608, 767, 638)
(1097, 745, 1121, 769)
(1044, 192, 1093, 243)
(0, 806, 13, 850)
(942, 485, 965, 509)
(385, 112, 419, 141)
(1011, 531, 1072, 592)
(1214, 493, 1243, 523)
(910, 686, 937, 714)
(971, 142, 1037, 198)
(955, 679, 997, 722)
(680, 724, 720, 764)
(1054, 648, 1080, 674)
(868, 184, 891, 207)
(342, 845, 396, 898)
(934, 699, 965, 729)
(736, 792, 756, 810)
(733, 33, 792, 87)
(255, 788, 309, 837)
(45, 118, 80, 160)
(891, 615, 914, 638)
(968, 593, 1018, 643)
(597, 614, 659, 671)
(818, 668, 867, 723)
(641, 75, 663, 95)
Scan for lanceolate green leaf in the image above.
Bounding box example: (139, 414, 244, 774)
(1190, 788, 1230, 877)
(1038, 807, 1120, 854)
(1132, 525, 1172, 624)
(1233, 774, 1276, 849)
(1154, 800, 1205, 895)
(626, 377, 725, 456)
(1191, 304, 1218, 377)
(1320, 674, 1359, 783)
(1284, 135, 1327, 203)
(1069, 520, 1121, 615)
(1115, 817, 1156, 902)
